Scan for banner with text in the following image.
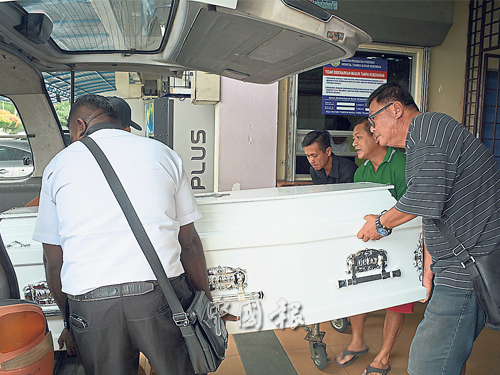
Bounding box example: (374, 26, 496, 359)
(322, 58, 388, 115)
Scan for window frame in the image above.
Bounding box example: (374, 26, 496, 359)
(0, 96, 35, 180)
(283, 43, 429, 182)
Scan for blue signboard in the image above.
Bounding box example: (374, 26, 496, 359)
(322, 58, 388, 115)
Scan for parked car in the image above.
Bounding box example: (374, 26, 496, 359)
(0, 138, 34, 179)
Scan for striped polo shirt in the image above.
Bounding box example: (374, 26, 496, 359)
(395, 112, 500, 290)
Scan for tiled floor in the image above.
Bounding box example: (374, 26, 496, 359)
(213, 302, 500, 375)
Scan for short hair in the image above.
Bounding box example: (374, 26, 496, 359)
(68, 94, 120, 126)
(366, 81, 419, 111)
(354, 117, 371, 134)
(301, 130, 331, 152)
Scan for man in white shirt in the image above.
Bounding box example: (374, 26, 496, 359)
(34, 94, 210, 375)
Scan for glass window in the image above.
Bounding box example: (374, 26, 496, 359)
(0, 97, 34, 179)
(18, 0, 175, 52)
(0, 146, 17, 162)
(294, 49, 415, 178)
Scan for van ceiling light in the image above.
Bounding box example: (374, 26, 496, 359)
(14, 11, 53, 45)
(221, 69, 249, 81)
(281, 0, 332, 22)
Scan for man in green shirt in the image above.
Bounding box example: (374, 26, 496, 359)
(334, 118, 412, 375)
(353, 124, 407, 201)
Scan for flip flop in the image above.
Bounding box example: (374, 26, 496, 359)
(365, 364, 391, 375)
(334, 346, 369, 367)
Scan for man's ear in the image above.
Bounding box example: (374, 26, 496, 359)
(75, 118, 87, 140)
(326, 146, 332, 156)
(393, 101, 404, 119)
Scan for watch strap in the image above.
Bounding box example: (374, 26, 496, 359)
(376, 210, 392, 236)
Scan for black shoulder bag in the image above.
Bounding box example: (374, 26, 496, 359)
(434, 219, 500, 330)
(80, 136, 227, 373)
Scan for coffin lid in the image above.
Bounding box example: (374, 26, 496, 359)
(195, 182, 393, 205)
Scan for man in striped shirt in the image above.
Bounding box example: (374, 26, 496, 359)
(335, 118, 414, 375)
(357, 81, 500, 375)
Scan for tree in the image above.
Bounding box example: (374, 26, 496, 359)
(53, 101, 71, 129)
(0, 109, 23, 134)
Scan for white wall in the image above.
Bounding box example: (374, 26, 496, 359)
(217, 78, 278, 191)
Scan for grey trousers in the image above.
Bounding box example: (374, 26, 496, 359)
(67, 274, 196, 375)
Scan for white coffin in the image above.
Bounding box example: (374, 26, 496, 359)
(196, 183, 425, 333)
(0, 183, 425, 342)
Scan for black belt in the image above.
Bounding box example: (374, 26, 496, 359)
(68, 280, 160, 301)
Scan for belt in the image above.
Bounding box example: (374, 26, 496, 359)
(68, 281, 159, 301)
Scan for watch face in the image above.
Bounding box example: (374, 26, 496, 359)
(377, 227, 389, 237)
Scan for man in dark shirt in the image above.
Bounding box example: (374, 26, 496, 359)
(358, 81, 500, 375)
(301, 129, 357, 184)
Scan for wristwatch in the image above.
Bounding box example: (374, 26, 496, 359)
(375, 210, 392, 236)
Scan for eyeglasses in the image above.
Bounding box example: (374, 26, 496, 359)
(368, 102, 394, 126)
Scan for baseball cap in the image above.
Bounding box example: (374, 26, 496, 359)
(107, 96, 142, 131)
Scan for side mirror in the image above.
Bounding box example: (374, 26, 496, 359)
(22, 157, 32, 166)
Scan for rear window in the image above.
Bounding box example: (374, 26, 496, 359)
(17, 0, 175, 52)
(0, 97, 34, 179)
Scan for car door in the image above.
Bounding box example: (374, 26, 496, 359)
(0, 145, 15, 178)
(0, 0, 370, 84)
(10, 146, 34, 178)
(0, 44, 64, 213)
(0, 141, 34, 179)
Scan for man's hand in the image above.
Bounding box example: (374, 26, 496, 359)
(357, 214, 382, 242)
(179, 223, 213, 300)
(357, 208, 417, 242)
(58, 328, 77, 356)
(420, 245, 434, 303)
(220, 313, 239, 323)
(420, 273, 434, 303)
(43, 244, 67, 312)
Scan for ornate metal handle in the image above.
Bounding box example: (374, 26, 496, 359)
(212, 291, 264, 304)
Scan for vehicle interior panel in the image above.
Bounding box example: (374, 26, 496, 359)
(0, 45, 61, 210)
(0, 178, 42, 213)
(0, 47, 64, 174)
(0, 48, 47, 96)
(176, 9, 348, 84)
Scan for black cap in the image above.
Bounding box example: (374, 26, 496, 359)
(107, 96, 142, 131)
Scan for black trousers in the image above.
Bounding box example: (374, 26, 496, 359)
(67, 274, 196, 375)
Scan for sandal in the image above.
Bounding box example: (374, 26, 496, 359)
(334, 346, 369, 367)
(365, 364, 391, 375)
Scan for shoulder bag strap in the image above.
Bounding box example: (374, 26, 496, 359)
(79, 136, 190, 326)
(432, 219, 480, 279)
